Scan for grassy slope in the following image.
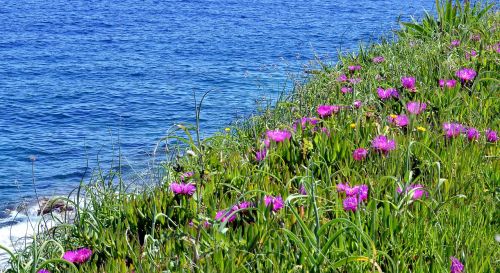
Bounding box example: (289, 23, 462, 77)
(3, 1, 499, 272)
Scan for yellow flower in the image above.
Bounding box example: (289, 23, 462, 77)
(349, 123, 356, 129)
(389, 114, 397, 119)
(225, 127, 231, 132)
(417, 126, 426, 132)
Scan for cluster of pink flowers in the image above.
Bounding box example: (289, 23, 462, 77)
(388, 114, 409, 127)
(348, 65, 362, 72)
(443, 123, 498, 142)
(341, 86, 353, 94)
(317, 105, 341, 118)
(371, 135, 396, 154)
(337, 183, 369, 212)
(292, 117, 319, 131)
(377, 87, 399, 100)
(397, 184, 427, 200)
(406, 101, 427, 115)
(439, 79, 457, 88)
(255, 149, 267, 161)
(215, 201, 254, 223)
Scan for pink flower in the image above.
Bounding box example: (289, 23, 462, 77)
(406, 101, 427, 115)
(266, 130, 292, 142)
(397, 184, 427, 200)
(264, 195, 284, 212)
(38, 270, 51, 273)
(353, 100, 362, 109)
(341, 86, 353, 94)
(348, 77, 362, 84)
(299, 184, 307, 195)
(255, 149, 267, 161)
(348, 65, 361, 72)
(439, 79, 457, 88)
(450, 40, 460, 47)
(343, 197, 358, 212)
(371, 135, 396, 154)
(293, 117, 319, 131)
(388, 114, 409, 127)
(377, 87, 399, 100)
(450, 256, 464, 273)
(443, 122, 465, 138)
(466, 127, 480, 141)
(345, 186, 360, 197)
(215, 209, 237, 223)
(337, 74, 348, 82)
(358, 185, 369, 201)
(401, 76, 416, 91)
(465, 49, 477, 60)
(180, 171, 194, 181)
(352, 148, 368, 161)
(372, 56, 384, 63)
(486, 129, 498, 143)
(63, 248, 92, 264)
(317, 105, 340, 118)
(170, 182, 196, 196)
(455, 68, 477, 81)
(336, 183, 349, 193)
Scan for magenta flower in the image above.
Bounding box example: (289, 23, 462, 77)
(372, 56, 384, 63)
(180, 171, 194, 181)
(358, 185, 369, 201)
(486, 129, 498, 143)
(293, 117, 319, 131)
(401, 76, 416, 91)
(317, 105, 340, 118)
(320, 127, 331, 137)
(170, 182, 196, 196)
(450, 256, 464, 273)
(465, 50, 477, 60)
(388, 114, 409, 127)
(63, 248, 92, 264)
(299, 184, 307, 195)
(397, 184, 427, 200)
(264, 195, 284, 212)
(215, 209, 237, 223)
(455, 68, 477, 81)
(353, 100, 362, 109)
(443, 123, 465, 138)
(439, 79, 457, 88)
(38, 270, 51, 273)
(337, 74, 348, 82)
(352, 148, 368, 161)
(406, 101, 427, 115)
(255, 149, 267, 161)
(336, 182, 349, 193)
(348, 65, 361, 72)
(466, 127, 480, 141)
(372, 135, 396, 154)
(341, 86, 353, 94)
(266, 130, 292, 142)
(377, 87, 399, 100)
(450, 40, 460, 47)
(343, 197, 358, 212)
(345, 186, 360, 197)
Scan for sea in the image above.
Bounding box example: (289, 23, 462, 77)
(0, 0, 436, 266)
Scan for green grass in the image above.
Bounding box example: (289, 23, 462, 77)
(2, 1, 499, 272)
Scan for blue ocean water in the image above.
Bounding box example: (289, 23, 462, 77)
(0, 0, 436, 212)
